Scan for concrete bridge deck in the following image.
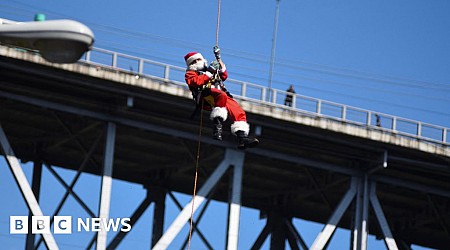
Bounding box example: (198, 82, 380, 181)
(1, 46, 449, 249)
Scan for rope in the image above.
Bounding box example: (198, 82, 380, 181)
(215, 0, 221, 46)
(187, 99, 204, 250)
(188, 0, 222, 248)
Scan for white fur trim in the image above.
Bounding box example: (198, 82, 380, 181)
(188, 60, 207, 71)
(204, 71, 213, 78)
(185, 53, 204, 66)
(231, 121, 249, 136)
(210, 107, 228, 121)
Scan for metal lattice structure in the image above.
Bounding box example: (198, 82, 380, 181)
(1, 46, 449, 250)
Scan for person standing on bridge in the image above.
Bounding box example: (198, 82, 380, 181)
(284, 85, 296, 107)
(184, 46, 259, 149)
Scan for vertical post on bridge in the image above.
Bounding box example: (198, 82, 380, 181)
(226, 150, 245, 250)
(352, 176, 369, 250)
(96, 122, 116, 250)
(26, 159, 43, 250)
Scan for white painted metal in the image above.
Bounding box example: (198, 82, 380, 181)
(360, 176, 370, 250)
(352, 178, 363, 250)
(153, 149, 240, 250)
(96, 123, 116, 250)
(227, 151, 245, 250)
(311, 178, 358, 250)
(0, 125, 59, 250)
(370, 181, 399, 250)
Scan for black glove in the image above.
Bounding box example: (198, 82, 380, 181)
(213, 46, 221, 59)
(207, 60, 220, 73)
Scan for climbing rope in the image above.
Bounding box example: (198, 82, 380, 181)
(187, 1, 222, 249)
(215, 0, 222, 47)
(187, 98, 204, 250)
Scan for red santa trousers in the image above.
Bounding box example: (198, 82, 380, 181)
(207, 88, 250, 136)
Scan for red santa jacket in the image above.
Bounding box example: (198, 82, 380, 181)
(185, 69, 229, 109)
(185, 70, 228, 90)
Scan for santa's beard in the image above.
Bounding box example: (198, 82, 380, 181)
(188, 59, 207, 71)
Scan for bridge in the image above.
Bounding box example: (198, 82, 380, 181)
(0, 45, 449, 249)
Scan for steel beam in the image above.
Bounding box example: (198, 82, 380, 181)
(49, 132, 101, 217)
(151, 187, 167, 248)
(352, 176, 370, 250)
(252, 148, 361, 176)
(226, 150, 245, 250)
(427, 195, 450, 236)
(352, 177, 363, 250)
(286, 228, 301, 250)
(285, 219, 308, 250)
(107, 190, 153, 250)
(269, 212, 286, 250)
(180, 197, 214, 250)
(169, 191, 214, 249)
(26, 160, 43, 250)
(35, 149, 100, 249)
(369, 181, 399, 250)
(310, 177, 358, 250)
(152, 149, 241, 250)
(361, 176, 370, 250)
(0, 90, 372, 177)
(97, 122, 117, 250)
(0, 124, 59, 250)
(371, 175, 450, 198)
(250, 223, 271, 250)
(44, 164, 96, 217)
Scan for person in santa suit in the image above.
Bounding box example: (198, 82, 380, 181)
(184, 46, 259, 149)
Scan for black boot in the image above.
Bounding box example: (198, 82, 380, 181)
(213, 117, 223, 141)
(236, 131, 259, 149)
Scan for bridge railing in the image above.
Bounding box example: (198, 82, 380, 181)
(82, 47, 449, 145)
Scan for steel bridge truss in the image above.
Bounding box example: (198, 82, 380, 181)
(2, 120, 432, 250)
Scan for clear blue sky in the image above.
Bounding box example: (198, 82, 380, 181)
(1, 0, 448, 249)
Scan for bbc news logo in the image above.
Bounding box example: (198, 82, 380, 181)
(10, 216, 131, 234)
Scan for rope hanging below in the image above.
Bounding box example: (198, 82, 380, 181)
(187, 99, 204, 250)
(187, 1, 222, 249)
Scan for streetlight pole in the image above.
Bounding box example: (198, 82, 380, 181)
(267, 0, 280, 102)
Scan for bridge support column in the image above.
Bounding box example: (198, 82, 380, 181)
(285, 218, 308, 250)
(370, 181, 399, 250)
(269, 212, 287, 249)
(311, 177, 358, 250)
(0, 124, 59, 250)
(310, 176, 399, 250)
(97, 122, 117, 250)
(151, 186, 167, 248)
(226, 151, 244, 250)
(250, 213, 308, 250)
(352, 175, 370, 250)
(153, 149, 245, 250)
(26, 159, 42, 250)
